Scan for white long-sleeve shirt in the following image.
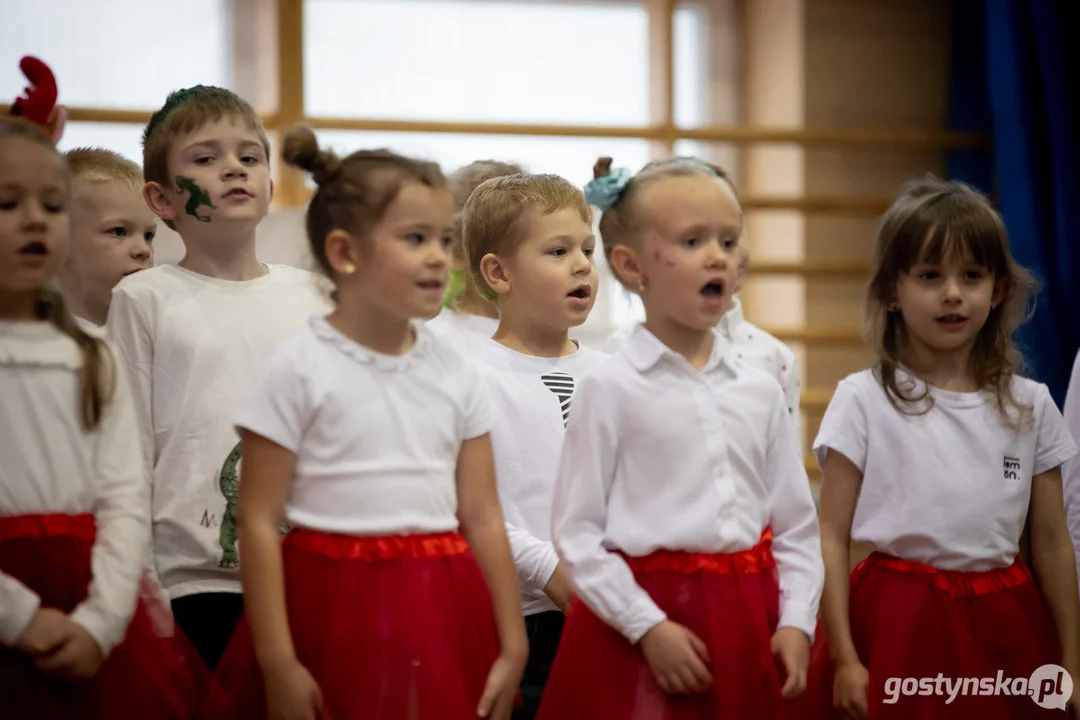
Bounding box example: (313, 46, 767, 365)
(107, 263, 329, 599)
(603, 297, 802, 454)
(471, 337, 606, 616)
(1061, 351, 1080, 598)
(0, 321, 148, 656)
(552, 325, 822, 644)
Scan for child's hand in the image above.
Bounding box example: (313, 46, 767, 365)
(477, 649, 527, 720)
(639, 620, 712, 694)
(833, 660, 869, 719)
(264, 658, 325, 720)
(34, 620, 103, 678)
(14, 607, 69, 657)
(543, 564, 573, 612)
(771, 627, 809, 697)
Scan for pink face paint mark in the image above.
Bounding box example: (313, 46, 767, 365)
(653, 248, 677, 267)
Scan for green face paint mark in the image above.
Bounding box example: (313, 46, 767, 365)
(176, 175, 216, 223)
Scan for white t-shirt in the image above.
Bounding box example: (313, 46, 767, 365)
(1060, 351, 1080, 597)
(553, 325, 822, 643)
(0, 322, 146, 656)
(472, 338, 606, 616)
(815, 368, 1078, 571)
(106, 263, 330, 599)
(236, 317, 497, 534)
(603, 297, 801, 450)
(427, 307, 499, 354)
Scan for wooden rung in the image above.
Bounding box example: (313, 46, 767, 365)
(800, 387, 834, 411)
(0, 104, 987, 152)
(740, 196, 890, 215)
(762, 327, 864, 345)
(748, 260, 869, 278)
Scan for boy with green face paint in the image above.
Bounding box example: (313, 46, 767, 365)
(428, 159, 524, 352)
(106, 85, 330, 670)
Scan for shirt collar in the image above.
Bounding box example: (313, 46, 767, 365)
(622, 323, 732, 375)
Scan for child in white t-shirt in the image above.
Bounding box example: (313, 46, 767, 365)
(203, 127, 527, 720)
(463, 172, 606, 718)
(810, 177, 1079, 718)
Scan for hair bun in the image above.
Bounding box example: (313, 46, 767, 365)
(283, 125, 342, 185)
(593, 157, 613, 180)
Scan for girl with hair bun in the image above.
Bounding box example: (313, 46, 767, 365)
(206, 126, 527, 720)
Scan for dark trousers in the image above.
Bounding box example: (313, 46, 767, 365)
(171, 592, 244, 671)
(514, 610, 565, 720)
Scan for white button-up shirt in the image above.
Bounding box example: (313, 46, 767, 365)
(552, 325, 823, 643)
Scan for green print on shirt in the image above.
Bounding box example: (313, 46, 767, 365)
(218, 441, 242, 568)
(176, 175, 216, 222)
(216, 440, 292, 569)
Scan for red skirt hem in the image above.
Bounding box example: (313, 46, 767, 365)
(0, 513, 209, 720)
(204, 529, 500, 720)
(536, 532, 791, 720)
(800, 552, 1063, 719)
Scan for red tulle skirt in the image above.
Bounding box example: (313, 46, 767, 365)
(536, 530, 790, 720)
(205, 528, 500, 720)
(803, 552, 1063, 719)
(0, 513, 208, 719)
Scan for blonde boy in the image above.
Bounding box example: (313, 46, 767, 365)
(106, 86, 329, 669)
(463, 173, 606, 719)
(58, 148, 156, 328)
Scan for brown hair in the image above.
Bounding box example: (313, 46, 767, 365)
(0, 120, 115, 430)
(142, 86, 269, 228)
(866, 175, 1038, 427)
(66, 147, 144, 190)
(461, 173, 591, 302)
(591, 155, 738, 290)
(282, 126, 447, 279)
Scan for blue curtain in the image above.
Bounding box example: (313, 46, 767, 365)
(948, 0, 1080, 406)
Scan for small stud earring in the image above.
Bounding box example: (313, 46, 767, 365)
(637, 283, 646, 293)
(341, 263, 356, 275)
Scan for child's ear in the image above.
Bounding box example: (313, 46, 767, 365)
(144, 181, 178, 223)
(267, 178, 275, 205)
(991, 276, 1009, 308)
(324, 229, 360, 275)
(609, 243, 645, 291)
(479, 253, 510, 298)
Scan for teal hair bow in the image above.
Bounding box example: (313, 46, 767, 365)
(584, 167, 633, 212)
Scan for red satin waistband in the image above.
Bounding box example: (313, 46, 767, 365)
(622, 527, 775, 575)
(0, 513, 95, 541)
(856, 552, 1032, 598)
(285, 529, 470, 561)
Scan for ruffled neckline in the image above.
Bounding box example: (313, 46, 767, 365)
(0, 321, 83, 371)
(310, 316, 431, 373)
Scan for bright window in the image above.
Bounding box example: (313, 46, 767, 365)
(304, 0, 650, 126)
(1, 0, 229, 111)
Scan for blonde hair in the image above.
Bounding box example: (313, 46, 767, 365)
(142, 86, 268, 228)
(866, 175, 1038, 428)
(0, 120, 115, 430)
(282, 125, 446, 279)
(462, 173, 591, 302)
(66, 147, 144, 191)
(449, 160, 524, 261)
(591, 156, 737, 290)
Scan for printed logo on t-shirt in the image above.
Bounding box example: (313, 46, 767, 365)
(1003, 455, 1021, 481)
(541, 372, 575, 428)
(211, 440, 290, 569)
